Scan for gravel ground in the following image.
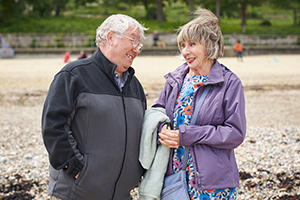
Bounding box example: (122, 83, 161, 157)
(0, 54, 299, 199)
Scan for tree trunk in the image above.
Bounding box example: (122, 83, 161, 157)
(189, 0, 194, 21)
(142, 0, 149, 16)
(241, 0, 247, 33)
(293, 7, 297, 27)
(54, 0, 61, 17)
(55, 6, 60, 17)
(216, 0, 220, 20)
(156, 0, 165, 22)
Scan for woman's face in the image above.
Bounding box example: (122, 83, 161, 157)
(180, 41, 208, 70)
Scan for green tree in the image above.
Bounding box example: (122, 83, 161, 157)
(180, 0, 196, 20)
(233, 0, 263, 33)
(27, 0, 53, 17)
(124, 0, 157, 19)
(270, 0, 300, 27)
(0, 0, 14, 22)
(207, 0, 262, 33)
(75, 0, 98, 6)
(0, 0, 27, 23)
(53, 0, 69, 17)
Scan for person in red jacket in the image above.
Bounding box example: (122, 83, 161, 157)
(63, 51, 71, 63)
(234, 40, 243, 62)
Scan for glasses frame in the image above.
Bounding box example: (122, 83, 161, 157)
(122, 35, 144, 52)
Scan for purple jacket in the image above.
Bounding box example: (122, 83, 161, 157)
(153, 60, 246, 190)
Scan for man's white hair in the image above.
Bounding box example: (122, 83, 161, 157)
(95, 14, 148, 47)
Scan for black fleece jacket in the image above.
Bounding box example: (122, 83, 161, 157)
(42, 48, 146, 200)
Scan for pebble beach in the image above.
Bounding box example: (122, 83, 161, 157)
(0, 54, 299, 199)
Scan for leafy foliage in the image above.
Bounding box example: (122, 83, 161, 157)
(0, 0, 299, 35)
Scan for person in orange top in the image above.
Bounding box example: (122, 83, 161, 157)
(234, 40, 243, 62)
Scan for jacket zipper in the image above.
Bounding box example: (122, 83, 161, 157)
(190, 86, 207, 189)
(190, 83, 219, 189)
(191, 87, 201, 189)
(167, 73, 181, 121)
(192, 147, 202, 189)
(110, 90, 128, 199)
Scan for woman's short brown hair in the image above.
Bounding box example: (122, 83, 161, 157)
(177, 8, 224, 60)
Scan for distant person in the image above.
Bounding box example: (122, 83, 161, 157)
(0, 33, 2, 48)
(234, 40, 243, 62)
(2, 42, 10, 56)
(42, 14, 148, 200)
(153, 31, 159, 46)
(63, 51, 71, 63)
(153, 8, 246, 199)
(153, 31, 166, 47)
(78, 50, 87, 59)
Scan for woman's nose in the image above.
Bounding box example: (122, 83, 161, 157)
(181, 46, 189, 55)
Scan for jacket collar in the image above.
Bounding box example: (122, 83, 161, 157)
(91, 48, 135, 82)
(205, 60, 224, 85)
(165, 60, 224, 86)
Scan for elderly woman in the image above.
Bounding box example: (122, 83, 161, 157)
(154, 9, 246, 199)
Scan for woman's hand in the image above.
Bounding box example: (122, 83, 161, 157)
(159, 124, 180, 149)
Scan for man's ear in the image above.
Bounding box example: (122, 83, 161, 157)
(107, 31, 114, 45)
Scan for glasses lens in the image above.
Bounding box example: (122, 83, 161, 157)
(138, 44, 143, 52)
(123, 35, 143, 52)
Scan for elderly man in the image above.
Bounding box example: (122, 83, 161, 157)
(42, 14, 148, 200)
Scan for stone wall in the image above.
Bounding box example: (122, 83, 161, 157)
(1, 33, 93, 48)
(1, 33, 299, 49)
(223, 34, 300, 47)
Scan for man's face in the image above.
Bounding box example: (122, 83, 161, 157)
(110, 27, 142, 75)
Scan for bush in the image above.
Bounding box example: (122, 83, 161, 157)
(30, 38, 39, 48)
(86, 36, 96, 48)
(54, 35, 64, 47)
(260, 20, 272, 26)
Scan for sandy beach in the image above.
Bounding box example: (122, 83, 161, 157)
(0, 54, 299, 199)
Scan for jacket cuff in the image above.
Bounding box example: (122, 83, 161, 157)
(157, 122, 170, 133)
(179, 125, 187, 146)
(64, 156, 84, 177)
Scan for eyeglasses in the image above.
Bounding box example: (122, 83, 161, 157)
(122, 35, 144, 52)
